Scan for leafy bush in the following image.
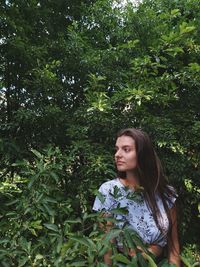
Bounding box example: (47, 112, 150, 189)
(1, 147, 199, 266)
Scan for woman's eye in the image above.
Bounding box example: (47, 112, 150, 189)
(124, 148, 130, 152)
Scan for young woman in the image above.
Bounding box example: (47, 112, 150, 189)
(93, 128, 180, 266)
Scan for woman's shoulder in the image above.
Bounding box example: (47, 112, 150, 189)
(98, 178, 121, 192)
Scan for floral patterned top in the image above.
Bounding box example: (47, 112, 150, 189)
(93, 178, 177, 247)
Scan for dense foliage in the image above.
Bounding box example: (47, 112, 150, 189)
(0, 0, 199, 266)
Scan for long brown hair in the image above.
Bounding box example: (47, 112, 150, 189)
(116, 128, 176, 233)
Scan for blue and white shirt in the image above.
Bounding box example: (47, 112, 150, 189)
(93, 178, 177, 247)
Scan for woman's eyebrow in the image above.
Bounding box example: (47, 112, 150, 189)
(115, 145, 133, 148)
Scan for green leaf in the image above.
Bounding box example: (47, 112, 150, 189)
(43, 223, 59, 232)
(137, 252, 148, 267)
(35, 254, 43, 260)
(123, 229, 136, 249)
(103, 229, 122, 244)
(69, 236, 92, 248)
(96, 263, 108, 267)
(71, 262, 86, 266)
(98, 244, 110, 258)
(56, 237, 63, 253)
(43, 203, 55, 216)
(28, 173, 39, 188)
(5, 199, 19, 206)
(110, 207, 128, 215)
(18, 257, 29, 267)
(31, 149, 43, 159)
(43, 197, 58, 203)
(130, 256, 138, 266)
(65, 218, 82, 224)
(50, 171, 59, 182)
(170, 9, 180, 16)
(165, 47, 184, 56)
(113, 253, 131, 264)
(95, 190, 105, 204)
(189, 63, 200, 71)
(30, 228, 37, 236)
(142, 252, 157, 267)
(180, 256, 192, 267)
(19, 238, 31, 253)
(157, 259, 176, 267)
(0, 239, 9, 244)
(179, 22, 195, 34)
(30, 220, 43, 229)
(127, 229, 146, 249)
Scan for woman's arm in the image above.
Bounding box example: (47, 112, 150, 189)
(100, 214, 114, 266)
(168, 205, 181, 267)
(104, 248, 112, 266)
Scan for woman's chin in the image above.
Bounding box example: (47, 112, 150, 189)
(117, 167, 126, 172)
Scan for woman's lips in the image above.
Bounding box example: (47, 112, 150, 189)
(116, 161, 125, 165)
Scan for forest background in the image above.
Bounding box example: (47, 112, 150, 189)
(0, 0, 200, 266)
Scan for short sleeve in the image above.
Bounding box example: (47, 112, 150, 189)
(93, 182, 115, 212)
(166, 185, 178, 209)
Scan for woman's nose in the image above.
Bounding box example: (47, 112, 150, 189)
(115, 150, 121, 158)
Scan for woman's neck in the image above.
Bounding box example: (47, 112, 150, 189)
(120, 171, 139, 188)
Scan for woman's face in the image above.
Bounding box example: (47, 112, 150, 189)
(115, 135, 137, 172)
